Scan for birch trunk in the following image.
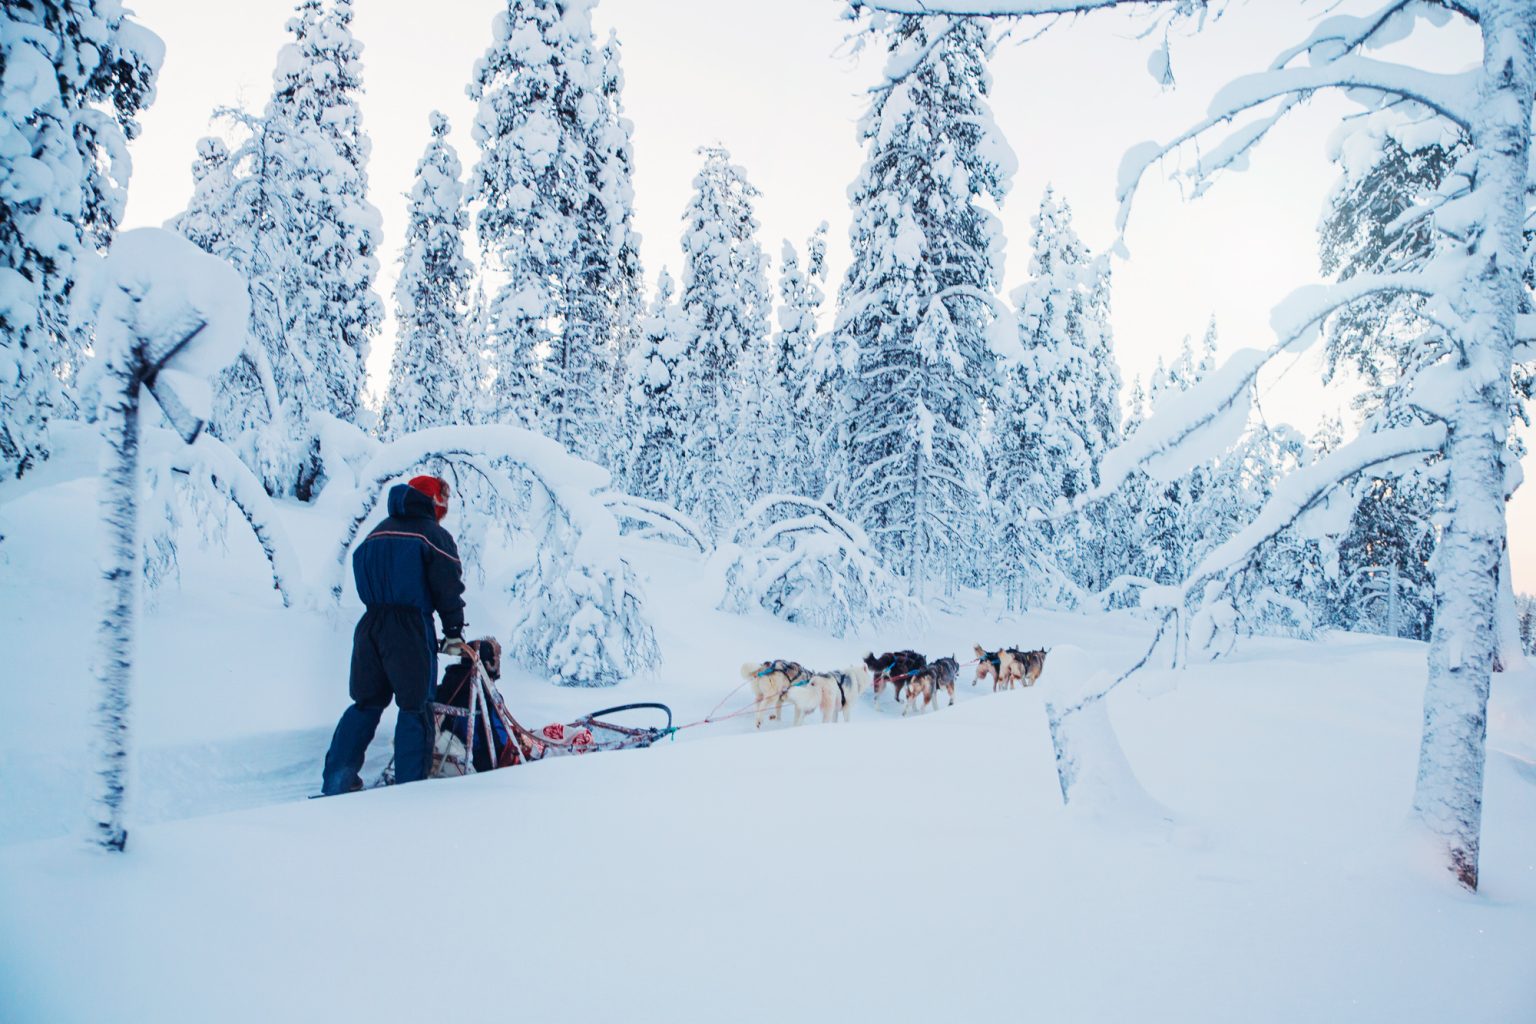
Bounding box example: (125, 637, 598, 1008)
(94, 368, 141, 852)
(1412, 0, 1534, 892)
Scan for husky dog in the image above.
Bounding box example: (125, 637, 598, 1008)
(863, 650, 926, 706)
(740, 660, 810, 728)
(973, 645, 1004, 691)
(999, 648, 1048, 689)
(779, 674, 833, 726)
(903, 656, 958, 716)
(1017, 648, 1048, 687)
(807, 664, 871, 724)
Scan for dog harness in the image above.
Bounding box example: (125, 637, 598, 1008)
(759, 659, 807, 681)
(832, 671, 850, 707)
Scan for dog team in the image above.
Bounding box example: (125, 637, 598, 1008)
(739, 645, 1049, 728)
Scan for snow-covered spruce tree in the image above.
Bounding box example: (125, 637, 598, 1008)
(382, 112, 476, 438)
(1134, 328, 1223, 585)
(593, 29, 645, 413)
(673, 145, 772, 539)
(1332, 470, 1435, 638)
(270, 0, 382, 471)
(774, 224, 831, 497)
(469, 0, 638, 464)
(1518, 593, 1536, 657)
(622, 269, 688, 503)
(992, 187, 1121, 601)
(1217, 420, 1334, 646)
(175, 0, 383, 499)
(853, 0, 1535, 889)
(833, 14, 1014, 599)
(170, 112, 287, 493)
(0, 1, 161, 477)
(1318, 129, 1466, 642)
(464, 280, 495, 422)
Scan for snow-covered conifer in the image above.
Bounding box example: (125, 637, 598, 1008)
(0, 1, 161, 476)
(469, 0, 638, 464)
(672, 145, 772, 538)
(623, 269, 688, 503)
(990, 188, 1119, 598)
(382, 113, 476, 438)
(774, 225, 831, 496)
(592, 29, 645, 408)
(266, 0, 382, 455)
(176, 0, 382, 499)
(833, 16, 1013, 597)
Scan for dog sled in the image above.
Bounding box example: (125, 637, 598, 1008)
(375, 639, 673, 787)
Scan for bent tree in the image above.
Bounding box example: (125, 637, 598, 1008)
(849, 0, 1535, 890)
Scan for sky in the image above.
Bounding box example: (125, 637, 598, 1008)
(118, 0, 1536, 588)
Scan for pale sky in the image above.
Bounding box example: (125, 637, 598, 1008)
(119, 0, 1536, 589)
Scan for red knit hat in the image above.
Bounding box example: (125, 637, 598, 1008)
(408, 475, 450, 521)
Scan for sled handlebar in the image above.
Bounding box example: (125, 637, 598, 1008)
(578, 702, 673, 731)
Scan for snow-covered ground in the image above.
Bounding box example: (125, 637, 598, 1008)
(3, 467, 1535, 1022)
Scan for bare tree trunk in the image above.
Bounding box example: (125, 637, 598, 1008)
(1412, 0, 1534, 892)
(94, 370, 141, 852)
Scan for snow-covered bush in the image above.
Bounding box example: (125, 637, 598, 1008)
(318, 424, 658, 687)
(718, 495, 918, 638)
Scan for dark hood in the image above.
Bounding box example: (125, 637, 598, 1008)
(387, 482, 437, 520)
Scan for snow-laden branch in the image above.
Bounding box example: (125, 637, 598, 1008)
(163, 429, 306, 607)
(719, 494, 915, 637)
(1268, 2, 1477, 72)
(1114, 17, 1476, 237)
(600, 491, 711, 554)
(1080, 268, 1451, 508)
(1209, 57, 1476, 133)
(849, 0, 1173, 13)
(319, 424, 613, 593)
(1187, 423, 1446, 587)
(731, 493, 872, 550)
(1515, 313, 1536, 355)
(315, 425, 658, 686)
(1089, 346, 1263, 499)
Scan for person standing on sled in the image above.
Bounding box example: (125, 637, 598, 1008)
(321, 475, 467, 795)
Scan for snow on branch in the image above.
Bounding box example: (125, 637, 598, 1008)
(156, 429, 308, 608)
(1515, 313, 1536, 356)
(719, 494, 919, 637)
(848, 0, 1177, 14)
(1091, 347, 1263, 496)
(1269, 268, 1462, 346)
(1209, 57, 1475, 133)
(1186, 422, 1446, 586)
(319, 425, 658, 686)
(1113, 11, 1475, 238)
(599, 492, 711, 554)
(1084, 268, 1447, 508)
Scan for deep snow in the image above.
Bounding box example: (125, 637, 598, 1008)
(2, 463, 1535, 1022)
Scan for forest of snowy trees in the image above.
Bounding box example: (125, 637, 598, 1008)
(2, 0, 1532, 886)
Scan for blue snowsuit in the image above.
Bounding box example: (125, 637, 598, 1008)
(321, 484, 467, 794)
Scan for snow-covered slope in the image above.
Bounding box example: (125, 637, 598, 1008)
(2, 469, 1534, 1022)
